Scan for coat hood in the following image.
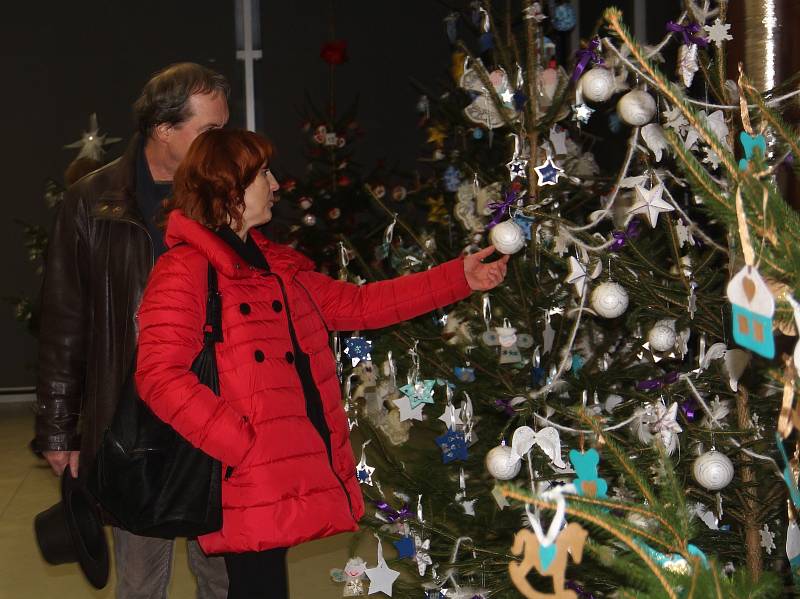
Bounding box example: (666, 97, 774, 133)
(164, 209, 314, 280)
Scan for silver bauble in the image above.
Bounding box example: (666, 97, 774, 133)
(302, 213, 317, 226)
(580, 68, 616, 103)
(616, 90, 657, 126)
(692, 450, 734, 491)
(489, 220, 525, 255)
(485, 445, 521, 480)
(590, 282, 629, 318)
(648, 322, 677, 352)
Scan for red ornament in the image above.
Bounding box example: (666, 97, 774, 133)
(320, 40, 349, 66)
(281, 179, 297, 193)
(337, 175, 351, 187)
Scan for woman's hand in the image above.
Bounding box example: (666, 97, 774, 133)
(463, 245, 510, 291)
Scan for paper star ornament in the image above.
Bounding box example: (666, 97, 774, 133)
(435, 428, 468, 463)
(399, 379, 435, 408)
(392, 396, 424, 422)
(344, 337, 372, 366)
(366, 539, 400, 596)
(572, 103, 594, 124)
(565, 256, 588, 297)
(438, 404, 463, 427)
(533, 157, 564, 186)
(356, 461, 376, 486)
(629, 183, 673, 227)
(413, 536, 433, 576)
(393, 536, 415, 559)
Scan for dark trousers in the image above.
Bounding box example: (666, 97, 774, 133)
(224, 548, 288, 599)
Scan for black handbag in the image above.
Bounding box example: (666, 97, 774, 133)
(88, 263, 224, 539)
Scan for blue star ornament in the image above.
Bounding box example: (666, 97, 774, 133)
(393, 536, 415, 559)
(533, 157, 564, 186)
(435, 428, 468, 463)
(356, 463, 376, 485)
(343, 337, 372, 366)
(399, 379, 436, 408)
(512, 215, 534, 240)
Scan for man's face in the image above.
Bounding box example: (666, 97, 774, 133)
(166, 91, 229, 165)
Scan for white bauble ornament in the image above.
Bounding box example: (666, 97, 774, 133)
(485, 445, 521, 480)
(302, 213, 317, 226)
(590, 282, 629, 318)
(489, 220, 525, 254)
(648, 322, 677, 352)
(580, 68, 616, 103)
(692, 450, 734, 491)
(616, 90, 657, 126)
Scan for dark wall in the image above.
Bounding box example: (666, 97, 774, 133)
(0, 1, 453, 387)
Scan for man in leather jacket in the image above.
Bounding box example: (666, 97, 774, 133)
(35, 63, 230, 599)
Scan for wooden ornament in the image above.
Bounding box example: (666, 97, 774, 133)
(509, 522, 588, 599)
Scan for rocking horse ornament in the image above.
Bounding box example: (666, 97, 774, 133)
(508, 489, 589, 599)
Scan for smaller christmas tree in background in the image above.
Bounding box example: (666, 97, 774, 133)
(7, 113, 118, 335)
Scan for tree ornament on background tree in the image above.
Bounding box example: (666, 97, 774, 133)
(356, 441, 376, 486)
(482, 319, 534, 364)
(489, 219, 525, 254)
(590, 281, 629, 318)
(579, 67, 616, 103)
(692, 449, 734, 491)
(64, 113, 121, 161)
(616, 89, 656, 126)
(570, 448, 608, 499)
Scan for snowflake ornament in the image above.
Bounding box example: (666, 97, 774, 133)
(704, 19, 733, 46)
(413, 536, 433, 576)
(760, 523, 776, 555)
(571, 103, 594, 124)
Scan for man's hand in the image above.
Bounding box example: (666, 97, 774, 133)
(463, 245, 510, 291)
(43, 450, 80, 477)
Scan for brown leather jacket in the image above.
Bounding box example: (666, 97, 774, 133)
(35, 135, 155, 475)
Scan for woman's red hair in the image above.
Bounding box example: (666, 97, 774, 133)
(164, 128, 273, 230)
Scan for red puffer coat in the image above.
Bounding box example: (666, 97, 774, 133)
(135, 210, 473, 554)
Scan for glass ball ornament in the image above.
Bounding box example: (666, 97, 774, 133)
(328, 207, 341, 220)
(489, 220, 525, 254)
(616, 90, 657, 126)
(580, 68, 616, 103)
(302, 213, 317, 227)
(552, 3, 577, 31)
(299, 197, 313, 210)
(590, 281, 629, 318)
(692, 450, 734, 491)
(647, 322, 677, 352)
(485, 445, 521, 480)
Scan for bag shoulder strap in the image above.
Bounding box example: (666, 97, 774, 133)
(203, 263, 223, 344)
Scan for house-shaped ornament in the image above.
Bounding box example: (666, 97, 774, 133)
(726, 265, 775, 358)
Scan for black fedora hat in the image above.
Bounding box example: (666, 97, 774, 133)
(34, 468, 109, 589)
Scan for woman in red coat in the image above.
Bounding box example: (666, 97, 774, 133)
(135, 129, 508, 598)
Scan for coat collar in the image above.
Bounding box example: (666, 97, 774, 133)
(164, 209, 314, 280)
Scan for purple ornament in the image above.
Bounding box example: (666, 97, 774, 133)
(571, 37, 603, 82)
(666, 21, 709, 47)
(680, 397, 699, 422)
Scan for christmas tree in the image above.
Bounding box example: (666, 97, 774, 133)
(332, 2, 800, 597)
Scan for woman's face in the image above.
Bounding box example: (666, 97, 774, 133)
(240, 163, 279, 232)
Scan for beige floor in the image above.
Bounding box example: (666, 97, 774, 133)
(0, 401, 364, 599)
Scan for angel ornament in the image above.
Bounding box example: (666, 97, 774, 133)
(482, 318, 534, 364)
(330, 557, 368, 596)
(460, 64, 517, 129)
